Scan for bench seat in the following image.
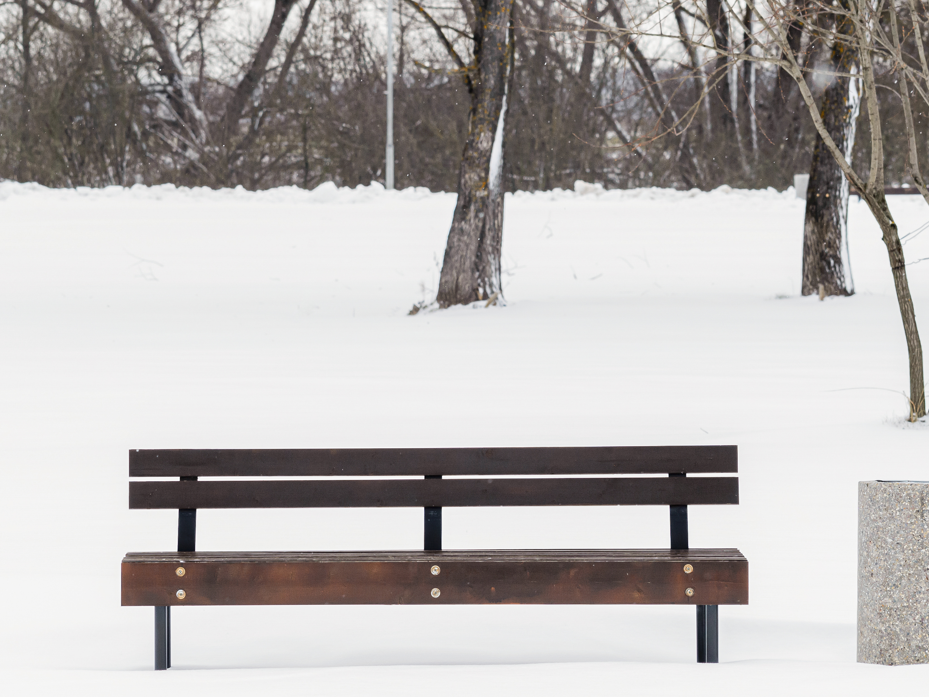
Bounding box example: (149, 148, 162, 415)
(122, 548, 748, 606)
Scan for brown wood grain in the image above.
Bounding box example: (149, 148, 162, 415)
(129, 476, 739, 509)
(121, 549, 749, 606)
(129, 446, 738, 478)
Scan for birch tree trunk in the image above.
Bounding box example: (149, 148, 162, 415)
(802, 2, 859, 297)
(436, 0, 514, 307)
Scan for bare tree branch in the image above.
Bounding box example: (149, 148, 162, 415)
(402, 0, 474, 94)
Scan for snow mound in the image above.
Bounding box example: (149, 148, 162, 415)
(0, 179, 802, 206)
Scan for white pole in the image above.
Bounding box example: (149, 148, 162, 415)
(385, 0, 395, 190)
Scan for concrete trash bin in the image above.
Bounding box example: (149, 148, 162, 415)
(858, 481, 929, 665)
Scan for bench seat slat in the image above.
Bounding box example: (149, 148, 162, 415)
(129, 476, 739, 509)
(129, 446, 737, 478)
(122, 549, 748, 607)
(123, 549, 747, 563)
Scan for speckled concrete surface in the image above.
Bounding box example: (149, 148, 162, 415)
(858, 481, 929, 665)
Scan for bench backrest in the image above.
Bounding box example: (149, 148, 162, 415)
(129, 446, 738, 509)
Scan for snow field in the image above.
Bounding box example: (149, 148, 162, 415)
(1, 181, 928, 694)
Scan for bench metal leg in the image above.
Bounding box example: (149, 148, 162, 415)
(697, 605, 706, 662)
(706, 605, 718, 663)
(696, 605, 718, 663)
(155, 606, 170, 670)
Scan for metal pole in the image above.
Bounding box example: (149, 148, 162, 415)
(385, 0, 395, 190)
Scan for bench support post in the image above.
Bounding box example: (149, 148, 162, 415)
(670, 473, 719, 663)
(696, 605, 718, 663)
(155, 606, 169, 670)
(670, 505, 688, 550)
(424, 475, 442, 551)
(669, 474, 689, 550)
(154, 477, 198, 670)
(707, 605, 718, 662)
(178, 508, 197, 552)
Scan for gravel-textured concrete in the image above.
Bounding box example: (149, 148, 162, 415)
(858, 481, 929, 665)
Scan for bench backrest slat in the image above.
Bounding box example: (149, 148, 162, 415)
(129, 476, 738, 509)
(129, 446, 737, 478)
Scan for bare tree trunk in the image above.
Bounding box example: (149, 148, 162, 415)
(436, 0, 514, 307)
(880, 204, 925, 417)
(532, 0, 555, 189)
(578, 0, 598, 85)
(120, 0, 209, 145)
(227, 0, 318, 165)
(802, 1, 859, 297)
(775, 0, 805, 114)
(881, 4, 926, 418)
(196, 19, 205, 109)
(741, 6, 758, 163)
(673, 0, 710, 135)
(218, 0, 299, 149)
(17, 0, 32, 183)
(706, 0, 733, 131)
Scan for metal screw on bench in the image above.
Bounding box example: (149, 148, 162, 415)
(431, 588, 441, 598)
(431, 565, 440, 575)
(683, 564, 693, 574)
(685, 588, 694, 597)
(176, 567, 185, 577)
(176, 590, 186, 600)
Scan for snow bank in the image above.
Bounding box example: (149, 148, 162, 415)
(0, 179, 795, 204)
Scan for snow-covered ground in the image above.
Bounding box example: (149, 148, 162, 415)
(1, 181, 927, 694)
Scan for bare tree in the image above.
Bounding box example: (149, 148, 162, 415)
(405, 0, 515, 307)
(118, 0, 317, 181)
(771, 0, 926, 417)
(603, 0, 701, 185)
(3, 0, 923, 196)
(120, 0, 211, 146)
(596, 0, 926, 418)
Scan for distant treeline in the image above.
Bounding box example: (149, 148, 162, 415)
(0, 1, 920, 191)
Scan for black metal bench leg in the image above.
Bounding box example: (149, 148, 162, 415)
(696, 605, 719, 663)
(706, 605, 718, 663)
(696, 605, 706, 663)
(155, 606, 169, 670)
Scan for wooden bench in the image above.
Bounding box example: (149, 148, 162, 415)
(122, 446, 748, 669)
